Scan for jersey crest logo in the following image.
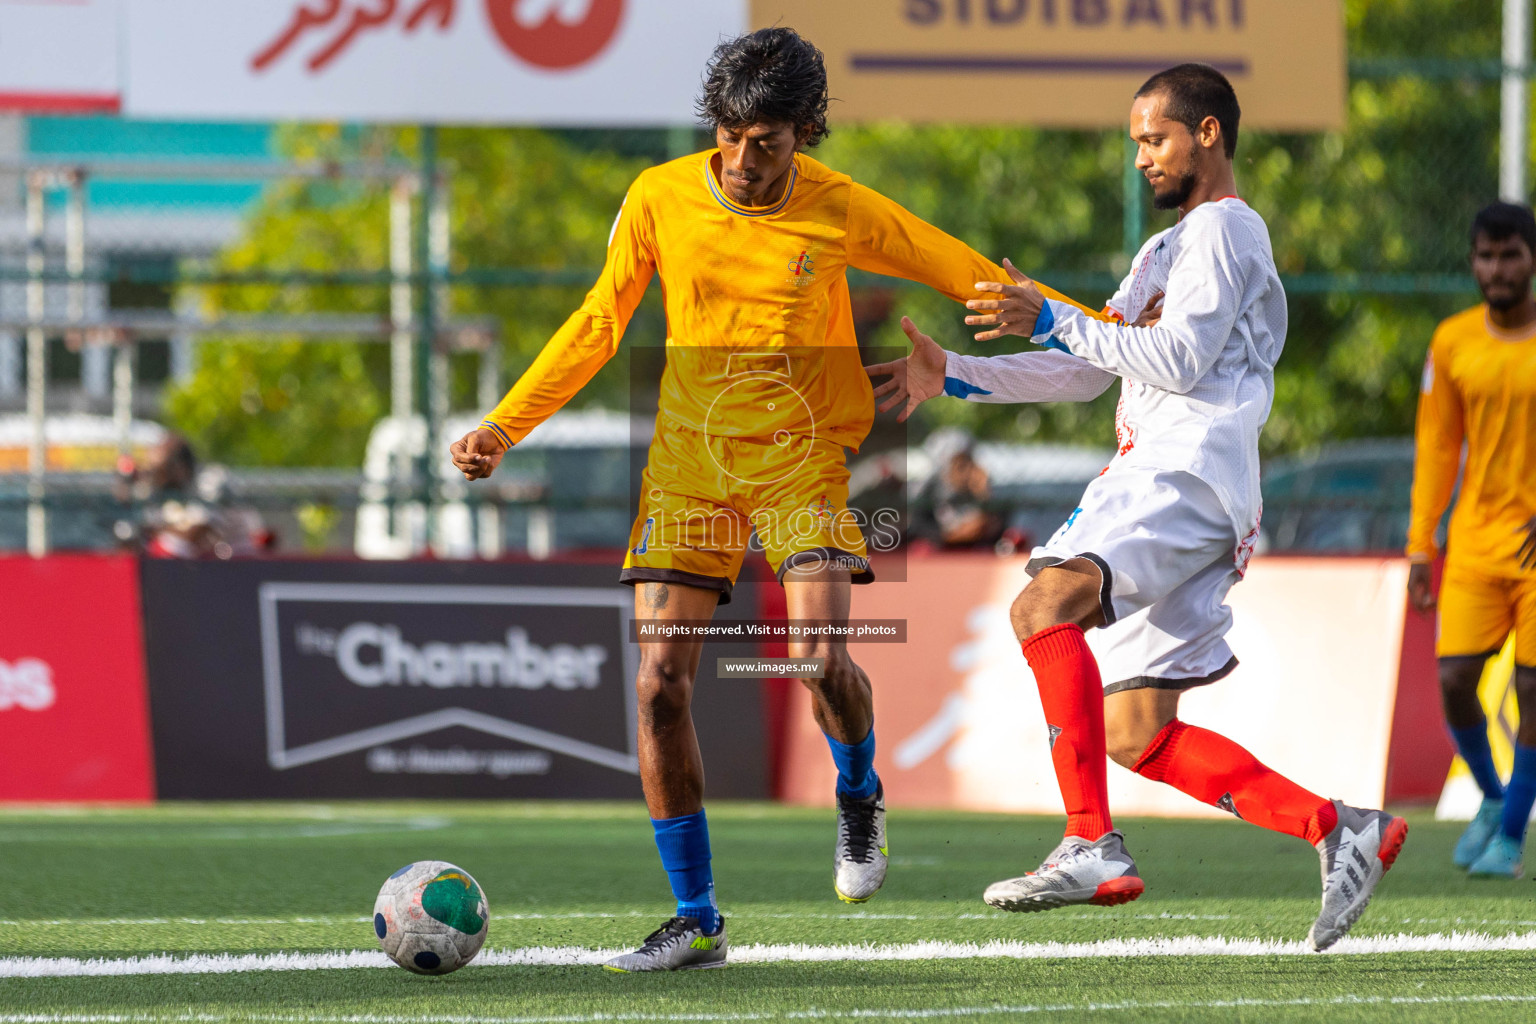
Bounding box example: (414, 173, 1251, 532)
(786, 250, 816, 287)
(810, 496, 834, 522)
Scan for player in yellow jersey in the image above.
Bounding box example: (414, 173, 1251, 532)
(448, 27, 1098, 971)
(1408, 201, 1536, 878)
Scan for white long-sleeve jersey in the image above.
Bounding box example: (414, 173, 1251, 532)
(941, 197, 1286, 542)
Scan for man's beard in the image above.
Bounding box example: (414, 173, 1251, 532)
(1484, 285, 1530, 312)
(1151, 169, 1197, 211)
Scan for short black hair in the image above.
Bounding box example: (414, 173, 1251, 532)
(1134, 63, 1241, 159)
(696, 27, 830, 147)
(1471, 201, 1536, 251)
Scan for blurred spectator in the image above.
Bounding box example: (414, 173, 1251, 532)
(928, 445, 1004, 549)
(117, 433, 273, 558)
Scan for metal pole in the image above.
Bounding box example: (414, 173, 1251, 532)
(477, 340, 500, 414)
(171, 289, 195, 382)
(25, 172, 47, 557)
(1123, 135, 1146, 260)
(389, 175, 413, 422)
(1503, 0, 1532, 201)
(428, 165, 450, 449)
(113, 338, 135, 467)
(68, 169, 109, 402)
(65, 170, 84, 323)
(414, 126, 438, 522)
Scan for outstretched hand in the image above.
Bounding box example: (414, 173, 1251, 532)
(449, 427, 508, 481)
(964, 258, 1047, 342)
(864, 316, 947, 422)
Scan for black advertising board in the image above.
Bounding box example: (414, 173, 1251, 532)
(141, 558, 768, 799)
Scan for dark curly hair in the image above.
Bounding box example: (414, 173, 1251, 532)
(696, 27, 830, 147)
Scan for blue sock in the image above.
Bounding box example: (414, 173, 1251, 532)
(825, 726, 879, 799)
(651, 810, 721, 934)
(1501, 744, 1536, 841)
(1450, 720, 1506, 801)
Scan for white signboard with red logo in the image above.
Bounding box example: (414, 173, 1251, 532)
(123, 0, 744, 124)
(0, 0, 120, 112)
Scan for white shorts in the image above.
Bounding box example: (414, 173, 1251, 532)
(1026, 467, 1243, 694)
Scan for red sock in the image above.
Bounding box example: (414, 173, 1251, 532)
(1132, 719, 1338, 844)
(1021, 624, 1113, 840)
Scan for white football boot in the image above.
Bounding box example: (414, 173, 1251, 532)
(602, 916, 727, 972)
(1308, 800, 1408, 951)
(834, 780, 888, 903)
(984, 830, 1145, 912)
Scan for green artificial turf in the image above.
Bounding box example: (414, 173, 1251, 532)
(1, 802, 1534, 1022)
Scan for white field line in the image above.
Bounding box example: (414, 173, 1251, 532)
(0, 912, 1227, 926)
(6, 994, 1536, 1024)
(4, 930, 1536, 978)
(54, 911, 1536, 927)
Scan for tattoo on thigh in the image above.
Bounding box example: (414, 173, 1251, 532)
(646, 584, 671, 611)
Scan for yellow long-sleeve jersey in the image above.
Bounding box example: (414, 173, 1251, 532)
(481, 149, 1095, 450)
(1408, 304, 1536, 572)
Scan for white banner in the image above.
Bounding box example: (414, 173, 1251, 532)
(123, 0, 745, 124)
(782, 555, 1408, 816)
(0, 0, 120, 112)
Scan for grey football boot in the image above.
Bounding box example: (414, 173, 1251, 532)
(602, 916, 727, 972)
(984, 830, 1145, 912)
(1308, 800, 1409, 951)
(834, 780, 888, 903)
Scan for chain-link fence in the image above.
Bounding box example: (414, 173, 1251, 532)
(0, 49, 1516, 560)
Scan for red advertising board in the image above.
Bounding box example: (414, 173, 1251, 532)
(0, 555, 154, 801)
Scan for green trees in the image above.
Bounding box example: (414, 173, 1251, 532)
(167, 0, 1505, 466)
(164, 126, 651, 466)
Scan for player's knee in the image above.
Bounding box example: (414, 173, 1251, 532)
(1438, 659, 1484, 702)
(1104, 720, 1158, 770)
(634, 656, 694, 724)
(798, 644, 862, 695)
(1010, 588, 1059, 641)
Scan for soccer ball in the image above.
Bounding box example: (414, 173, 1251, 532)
(373, 861, 489, 975)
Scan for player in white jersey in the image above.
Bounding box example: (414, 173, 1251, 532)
(867, 64, 1407, 951)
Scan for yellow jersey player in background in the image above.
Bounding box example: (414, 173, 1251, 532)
(1408, 201, 1536, 879)
(449, 27, 1095, 971)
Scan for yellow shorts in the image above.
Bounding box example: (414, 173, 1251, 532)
(1437, 560, 1536, 665)
(619, 423, 872, 604)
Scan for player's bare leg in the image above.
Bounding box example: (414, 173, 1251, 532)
(1109, 679, 1406, 951)
(985, 561, 1144, 912)
(605, 581, 728, 973)
(784, 561, 886, 902)
(633, 581, 718, 819)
